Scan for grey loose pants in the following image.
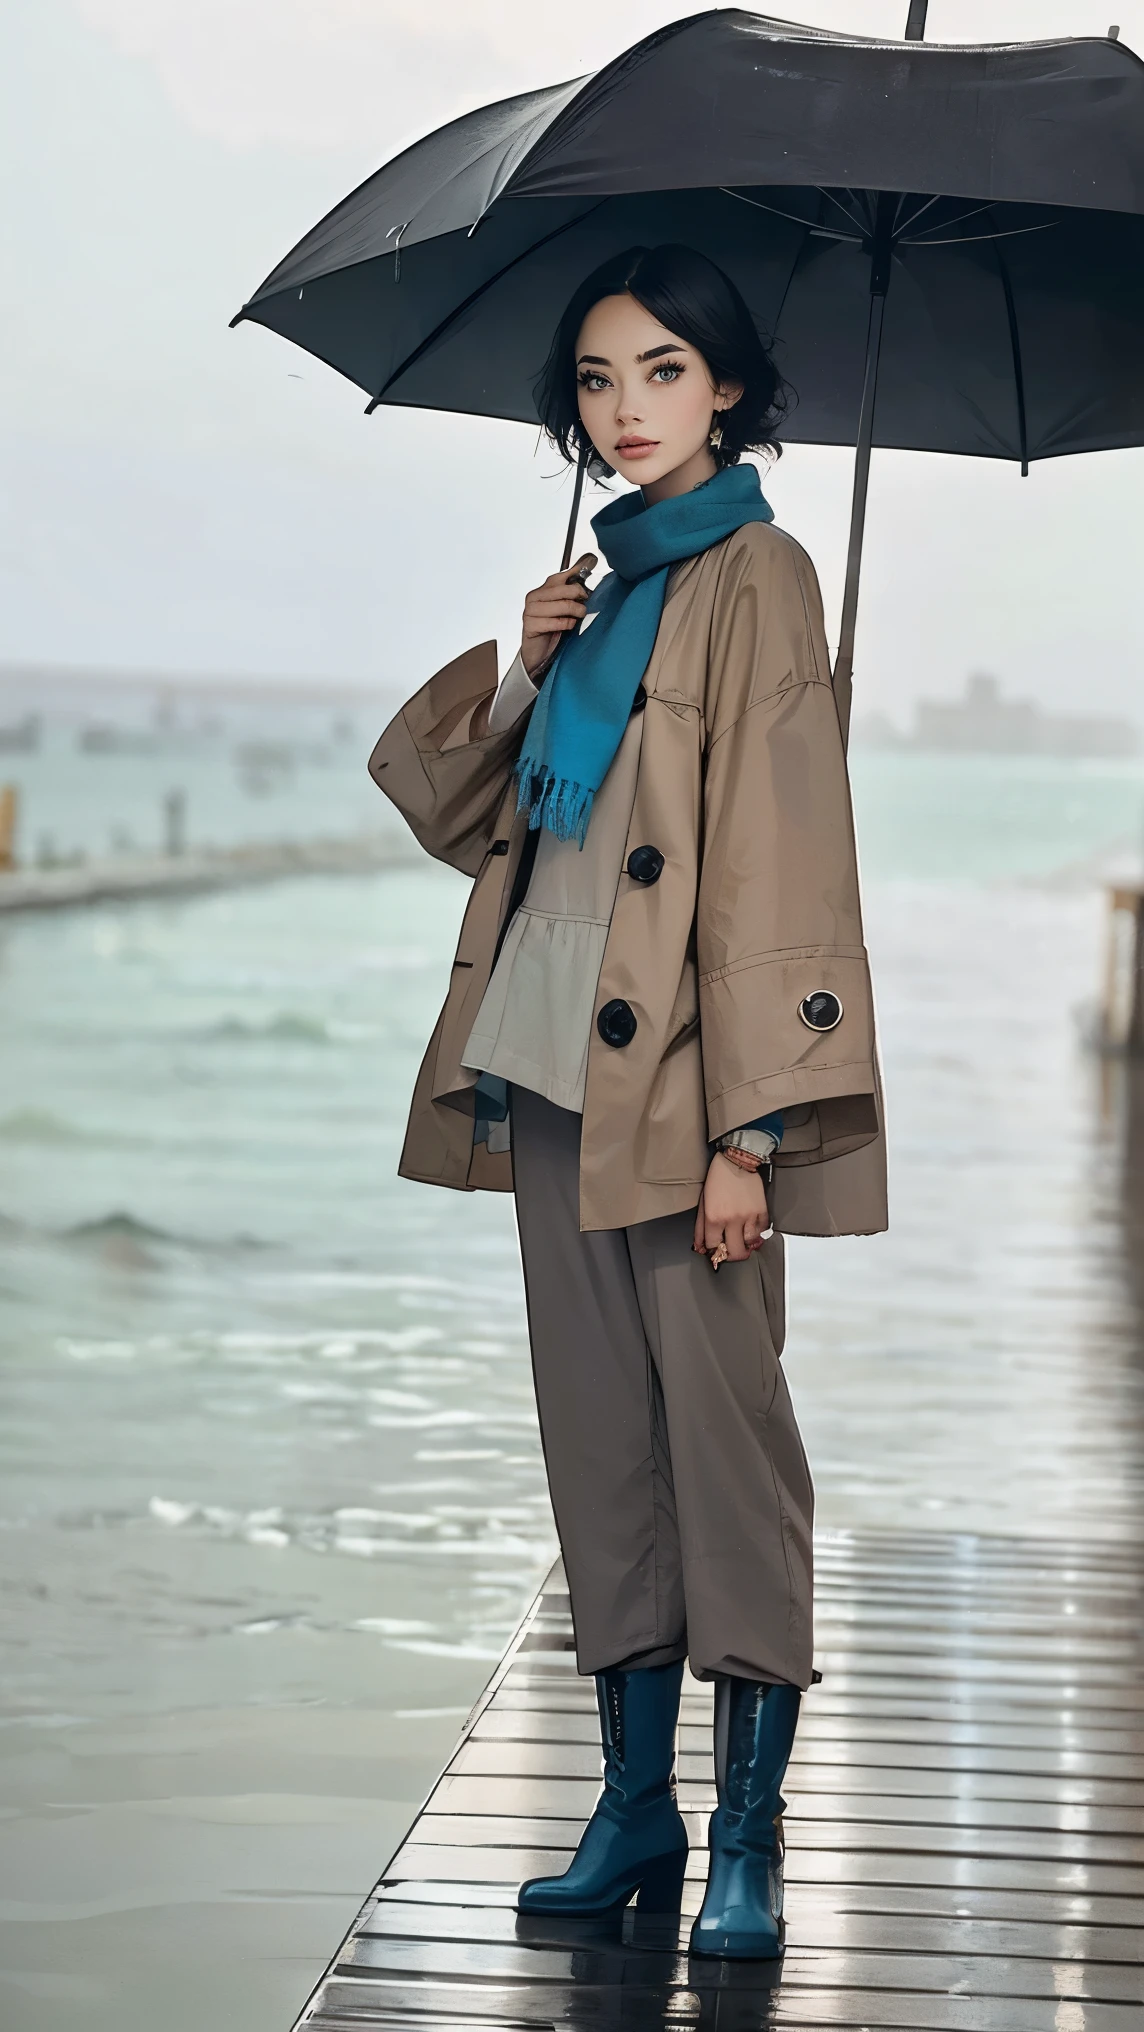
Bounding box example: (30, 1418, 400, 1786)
(511, 1086, 815, 1688)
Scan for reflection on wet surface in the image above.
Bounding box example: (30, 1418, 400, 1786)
(3, 806, 1144, 2026)
(306, 1539, 1144, 2028)
(789, 880, 1144, 1545)
(269, 865, 1144, 2030)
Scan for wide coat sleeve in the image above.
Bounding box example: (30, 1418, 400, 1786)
(367, 642, 527, 876)
(697, 526, 878, 1159)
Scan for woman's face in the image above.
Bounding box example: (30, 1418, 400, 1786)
(574, 291, 742, 496)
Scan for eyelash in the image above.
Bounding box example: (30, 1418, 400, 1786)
(577, 361, 686, 391)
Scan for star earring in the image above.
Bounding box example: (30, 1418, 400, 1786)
(708, 417, 724, 452)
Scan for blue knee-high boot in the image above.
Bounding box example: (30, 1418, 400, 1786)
(516, 1659, 688, 1917)
(689, 1675, 801, 1959)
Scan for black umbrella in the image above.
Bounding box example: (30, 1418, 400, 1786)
(232, 5, 1144, 730)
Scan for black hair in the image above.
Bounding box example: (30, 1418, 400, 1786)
(534, 243, 788, 478)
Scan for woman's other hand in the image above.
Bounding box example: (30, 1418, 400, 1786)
(693, 1151, 770, 1265)
(519, 554, 597, 678)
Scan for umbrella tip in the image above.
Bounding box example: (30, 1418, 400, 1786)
(228, 308, 247, 330)
(1108, 23, 1120, 38)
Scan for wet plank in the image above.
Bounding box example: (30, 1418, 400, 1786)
(473, 1707, 1144, 1762)
(425, 1771, 1144, 1842)
(353, 1897, 1144, 1965)
(291, 1528, 1144, 2031)
(307, 1970, 1140, 2031)
(450, 1734, 1144, 1800)
(369, 1878, 1144, 1926)
(342, 1933, 1144, 2006)
(386, 1840, 1144, 1899)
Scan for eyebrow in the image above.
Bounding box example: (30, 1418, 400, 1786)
(575, 342, 689, 367)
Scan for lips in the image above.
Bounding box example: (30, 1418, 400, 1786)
(616, 437, 658, 457)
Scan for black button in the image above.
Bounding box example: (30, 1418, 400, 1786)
(630, 685, 647, 715)
(626, 845, 664, 885)
(489, 840, 510, 856)
(597, 998, 637, 1048)
(798, 990, 843, 1033)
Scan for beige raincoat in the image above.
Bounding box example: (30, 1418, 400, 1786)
(370, 521, 887, 1237)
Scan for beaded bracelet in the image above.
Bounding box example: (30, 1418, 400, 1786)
(717, 1144, 766, 1175)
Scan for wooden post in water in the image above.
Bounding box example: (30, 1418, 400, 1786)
(1101, 882, 1144, 1053)
(0, 785, 17, 870)
(163, 788, 187, 858)
(1129, 891, 1144, 1056)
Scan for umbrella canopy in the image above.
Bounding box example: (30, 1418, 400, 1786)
(234, 11, 1144, 465)
(232, 9, 1144, 724)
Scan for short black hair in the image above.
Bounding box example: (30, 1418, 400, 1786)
(535, 243, 787, 477)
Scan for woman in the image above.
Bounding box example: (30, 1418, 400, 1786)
(371, 244, 885, 1959)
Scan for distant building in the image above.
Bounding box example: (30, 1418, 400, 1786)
(0, 713, 40, 753)
(852, 710, 907, 751)
(855, 673, 1138, 757)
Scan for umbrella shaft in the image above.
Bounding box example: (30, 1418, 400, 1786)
(834, 187, 896, 744)
(833, 291, 884, 745)
(560, 452, 589, 572)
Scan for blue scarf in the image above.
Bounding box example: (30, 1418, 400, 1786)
(515, 464, 774, 845)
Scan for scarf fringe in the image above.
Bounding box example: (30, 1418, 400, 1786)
(514, 763, 594, 848)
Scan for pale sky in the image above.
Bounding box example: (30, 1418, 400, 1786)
(2, 0, 1144, 723)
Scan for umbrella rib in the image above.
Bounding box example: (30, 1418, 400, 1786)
(901, 219, 1058, 246)
(720, 188, 860, 242)
(816, 186, 868, 230)
(769, 222, 814, 336)
(992, 228, 1030, 477)
(894, 192, 943, 236)
(364, 201, 610, 414)
(905, 200, 994, 239)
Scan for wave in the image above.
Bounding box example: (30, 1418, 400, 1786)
(145, 1493, 555, 1566)
(54, 1202, 270, 1251)
(204, 1012, 334, 1044)
(64, 1211, 180, 1245)
(47, 1212, 270, 1255)
(0, 1109, 99, 1146)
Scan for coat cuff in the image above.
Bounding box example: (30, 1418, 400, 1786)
(706, 1062, 877, 1148)
(701, 948, 875, 1140)
(488, 650, 539, 733)
(440, 650, 538, 749)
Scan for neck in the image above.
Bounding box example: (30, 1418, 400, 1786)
(641, 442, 719, 507)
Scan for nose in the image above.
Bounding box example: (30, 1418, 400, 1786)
(614, 380, 643, 429)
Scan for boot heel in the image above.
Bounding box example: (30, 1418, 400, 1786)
(635, 1845, 688, 1913)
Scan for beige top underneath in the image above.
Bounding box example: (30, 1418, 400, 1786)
(454, 649, 777, 1154)
(461, 660, 644, 1113)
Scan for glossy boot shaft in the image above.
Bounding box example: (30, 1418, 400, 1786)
(689, 1675, 801, 1959)
(516, 1659, 688, 1918)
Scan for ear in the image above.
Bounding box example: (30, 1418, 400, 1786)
(715, 378, 745, 412)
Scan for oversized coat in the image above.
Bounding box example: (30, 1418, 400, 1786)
(370, 520, 887, 1238)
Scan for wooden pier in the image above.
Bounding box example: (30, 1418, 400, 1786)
(0, 830, 420, 913)
(293, 1527, 1144, 2030)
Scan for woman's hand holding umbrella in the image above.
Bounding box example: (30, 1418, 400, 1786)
(471, 553, 596, 739)
(520, 553, 597, 678)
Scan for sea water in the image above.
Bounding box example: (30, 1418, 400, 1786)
(2, 746, 1144, 2030)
